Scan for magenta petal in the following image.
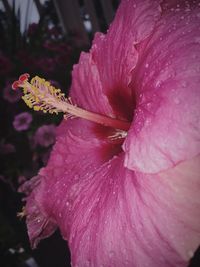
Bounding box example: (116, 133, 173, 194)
(66, 155, 200, 267)
(19, 176, 57, 248)
(90, 0, 162, 120)
(24, 118, 122, 241)
(124, 3, 200, 173)
(23, 129, 200, 266)
(70, 0, 162, 120)
(21, 1, 200, 266)
(70, 52, 113, 116)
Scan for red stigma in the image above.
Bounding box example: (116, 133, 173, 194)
(19, 73, 30, 82)
(12, 73, 30, 90)
(12, 81, 20, 90)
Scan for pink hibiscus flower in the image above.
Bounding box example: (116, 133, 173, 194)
(13, 112, 33, 131)
(18, 0, 200, 266)
(34, 124, 56, 147)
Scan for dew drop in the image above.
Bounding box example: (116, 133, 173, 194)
(195, 37, 200, 44)
(107, 164, 111, 169)
(188, 250, 194, 258)
(74, 174, 80, 181)
(155, 80, 161, 88)
(182, 81, 187, 88)
(109, 250, 115, 258)
(174, 98, 180, 104)
(185, 7, 191, 12)
(145, 118, 151, 126)
(85, 260, 91, 266)
(139, 93, 143, 100)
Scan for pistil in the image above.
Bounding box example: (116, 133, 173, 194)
(12, 74, 131, 132)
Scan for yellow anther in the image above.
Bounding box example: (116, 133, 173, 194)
(15, 74, 131, 131)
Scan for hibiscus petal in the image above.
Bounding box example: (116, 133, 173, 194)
(23, 129, 200, 266)
(24, 118, 123, 245)
(21, 2, 200, 266)
(65, 155, 200, 267)
(124, 2, 200, 173)
(70, 52, 113, 117)
(19, 176, 57, 248)
(71, 0, 162, 120)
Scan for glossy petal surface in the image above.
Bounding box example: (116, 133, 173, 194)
(22, 1, 200, 266)
(124, 1, 200, 173)
(67, 155, 200, 267)
(71, 0, 162, 121)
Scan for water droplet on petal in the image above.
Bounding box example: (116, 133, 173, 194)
(85, 260, 91, 266)
(174, 98, 180, 104)
(195, 37, 200, 44)
(125, 260, 130, 265)
(155, 80, 161, 88)
(139, 93, 143, 100)
(109, 250, 115, 258)
(146, 102, 152, 110)
(188, 250, 194, 258)
(182, 81, 187, 88)
(185, 7, 191, 12)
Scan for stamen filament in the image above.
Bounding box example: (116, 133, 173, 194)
(60, 102, 130, 131)
(12, 75, 131, 131)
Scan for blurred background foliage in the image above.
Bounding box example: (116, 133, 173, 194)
(0, 1, 79, 266)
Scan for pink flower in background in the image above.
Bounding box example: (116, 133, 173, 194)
(21, 1, 200, 267)
(3, 81, 23, 103)
(34, 124, 56, 147)
(13, 112, 32, 131)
